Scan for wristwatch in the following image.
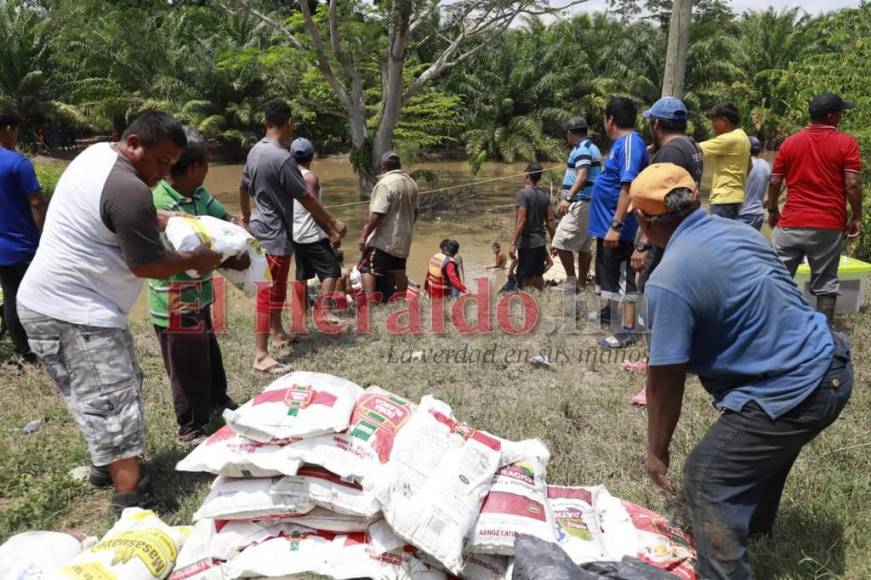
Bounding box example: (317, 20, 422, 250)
(635, 242, 651, 252)
(610, 219, 624, 231)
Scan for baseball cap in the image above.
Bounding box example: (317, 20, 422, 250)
(564, 116, 588, 131)
(381, 150, 400, 164)
(748, 136, 762, 154)
(290, 137, 314, 160)
(809, 93, 856, 117)
(628, 163, 696, 216)
(643, 97, 688, 121)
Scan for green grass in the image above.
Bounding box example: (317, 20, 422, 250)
(1, 285, 869, 579)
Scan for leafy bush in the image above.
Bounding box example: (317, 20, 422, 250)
(33, 160, 64, 200)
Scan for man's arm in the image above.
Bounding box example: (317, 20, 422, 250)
(646, 363, 687, 494)
(545, 201, 556, 241)
(358, 212, 386, 252)
(27, 191, 48, 233)
(130, 246, 224, 279)
(558, 167, 589, 217)
(297, 193, 346, 246)
(512, 206, 528, 250)
(845, 171, 863, 240)
(604, 183, 633, 249)
(239, 184, 251, 226)
(767, 174, 785, 228)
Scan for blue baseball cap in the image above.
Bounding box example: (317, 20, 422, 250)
(749, 136, 762, 154)
(643, 97, 688, 121)
(290, 137, 315, 160)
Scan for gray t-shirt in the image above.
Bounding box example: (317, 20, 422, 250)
(515, 186, 549, 249)
(740, 157, 772, 217)
(240, 138, 308, 256)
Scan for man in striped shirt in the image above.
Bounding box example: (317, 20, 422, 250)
(150, 128, 247, 445)
(552, 116, 601, 293)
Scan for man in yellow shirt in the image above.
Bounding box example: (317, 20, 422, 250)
(700, 102, 751, 219)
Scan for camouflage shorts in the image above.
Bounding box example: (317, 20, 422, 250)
(18, 305, 145, 467)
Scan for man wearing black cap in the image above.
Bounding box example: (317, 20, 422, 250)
(358, 151, 419, 301)
(551, 117, 600, 293)
(768, 93, 863, 324)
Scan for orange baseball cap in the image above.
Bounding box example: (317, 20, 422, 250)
(628, 163, 696, 216)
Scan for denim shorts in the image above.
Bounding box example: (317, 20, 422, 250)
(18, 305, 145, 466)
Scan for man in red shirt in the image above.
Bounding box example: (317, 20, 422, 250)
(768, 93, 863, 323)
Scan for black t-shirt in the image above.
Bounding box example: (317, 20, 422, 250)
(651, 136, 704, 186)
(515, 186, 549, 249)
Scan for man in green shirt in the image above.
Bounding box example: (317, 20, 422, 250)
(150, 128, 248, 445)
(700, 102, 751, 219)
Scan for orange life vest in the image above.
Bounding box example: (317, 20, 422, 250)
(425, 252, 456, 294)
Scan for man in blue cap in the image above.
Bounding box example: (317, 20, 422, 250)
(633, 97, 703, 290)
(290, 137, 342, 307)
(738, 136, 771, 230)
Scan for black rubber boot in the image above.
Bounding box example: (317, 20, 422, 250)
(88, 465, 113, 489)
(817, 293, 838, 325)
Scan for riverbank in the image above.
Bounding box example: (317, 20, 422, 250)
(1, 289, 869, 578)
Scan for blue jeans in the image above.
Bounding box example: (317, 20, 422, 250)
(684, 333, 853, 579)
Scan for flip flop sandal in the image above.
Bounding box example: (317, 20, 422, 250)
(623, 360, 649, 372)
(254, 362, 293, 375)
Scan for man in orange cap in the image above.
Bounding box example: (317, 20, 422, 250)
(632, 163, 852, 579)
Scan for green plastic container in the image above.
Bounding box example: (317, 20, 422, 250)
(794, 256, 871, 312)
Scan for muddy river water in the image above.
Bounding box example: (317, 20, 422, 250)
(130, 159, 534, 320)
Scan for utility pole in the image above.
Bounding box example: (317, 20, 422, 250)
(661, 0, 692, 98)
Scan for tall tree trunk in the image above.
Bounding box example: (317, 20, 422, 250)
(661, 0, 692, 99)
(368, 0, 413, 199)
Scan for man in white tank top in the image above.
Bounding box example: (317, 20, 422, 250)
(290, 138, 342, 308)
(17, 112, 224, 516)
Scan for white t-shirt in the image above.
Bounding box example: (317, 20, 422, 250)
(19, 143, 165, 328)
(292, 167, 326, 244)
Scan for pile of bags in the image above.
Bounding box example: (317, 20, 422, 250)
(0, 371, 697, 580)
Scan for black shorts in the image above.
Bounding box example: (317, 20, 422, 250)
(359, 247, 407, 277)
(595, 238, 638, 300)
(516, 246, 547, 280)
(292, 238, 341, 281)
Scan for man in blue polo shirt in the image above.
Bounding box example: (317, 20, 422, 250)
(631, 163, 852, 579)
(0, 109, 48, 363)
(589, 96, 648, 348)
(552, 116, 601, 293)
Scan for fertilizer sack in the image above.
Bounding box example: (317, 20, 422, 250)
(0, 531, 96, 580)
(596, 490, 697, 580)
(223, 371, 361, 442)
(275, 506, 377, 533)
(547, 485, 608, 564)
(224, 528, 336, 579)
(47, 508, 185, 580)
(169, 520, 225, 580)
(468, 438, 556, 555)
(164, 215, 270, 297)
(175, 425, 303, 478)
(290, 385, 417, 485)
(369, 396, 502, 575)
(273, 464, 380, 518)
(193, 475, 315, 522)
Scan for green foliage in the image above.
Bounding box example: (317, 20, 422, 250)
(33, 160, 64, 199)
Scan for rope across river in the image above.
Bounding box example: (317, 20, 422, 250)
(324, 165, 565, 210)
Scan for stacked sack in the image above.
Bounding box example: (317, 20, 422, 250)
(0, 370, 697, 580)
(173, 371, 509, 579)
(171, 370, 696, 579)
